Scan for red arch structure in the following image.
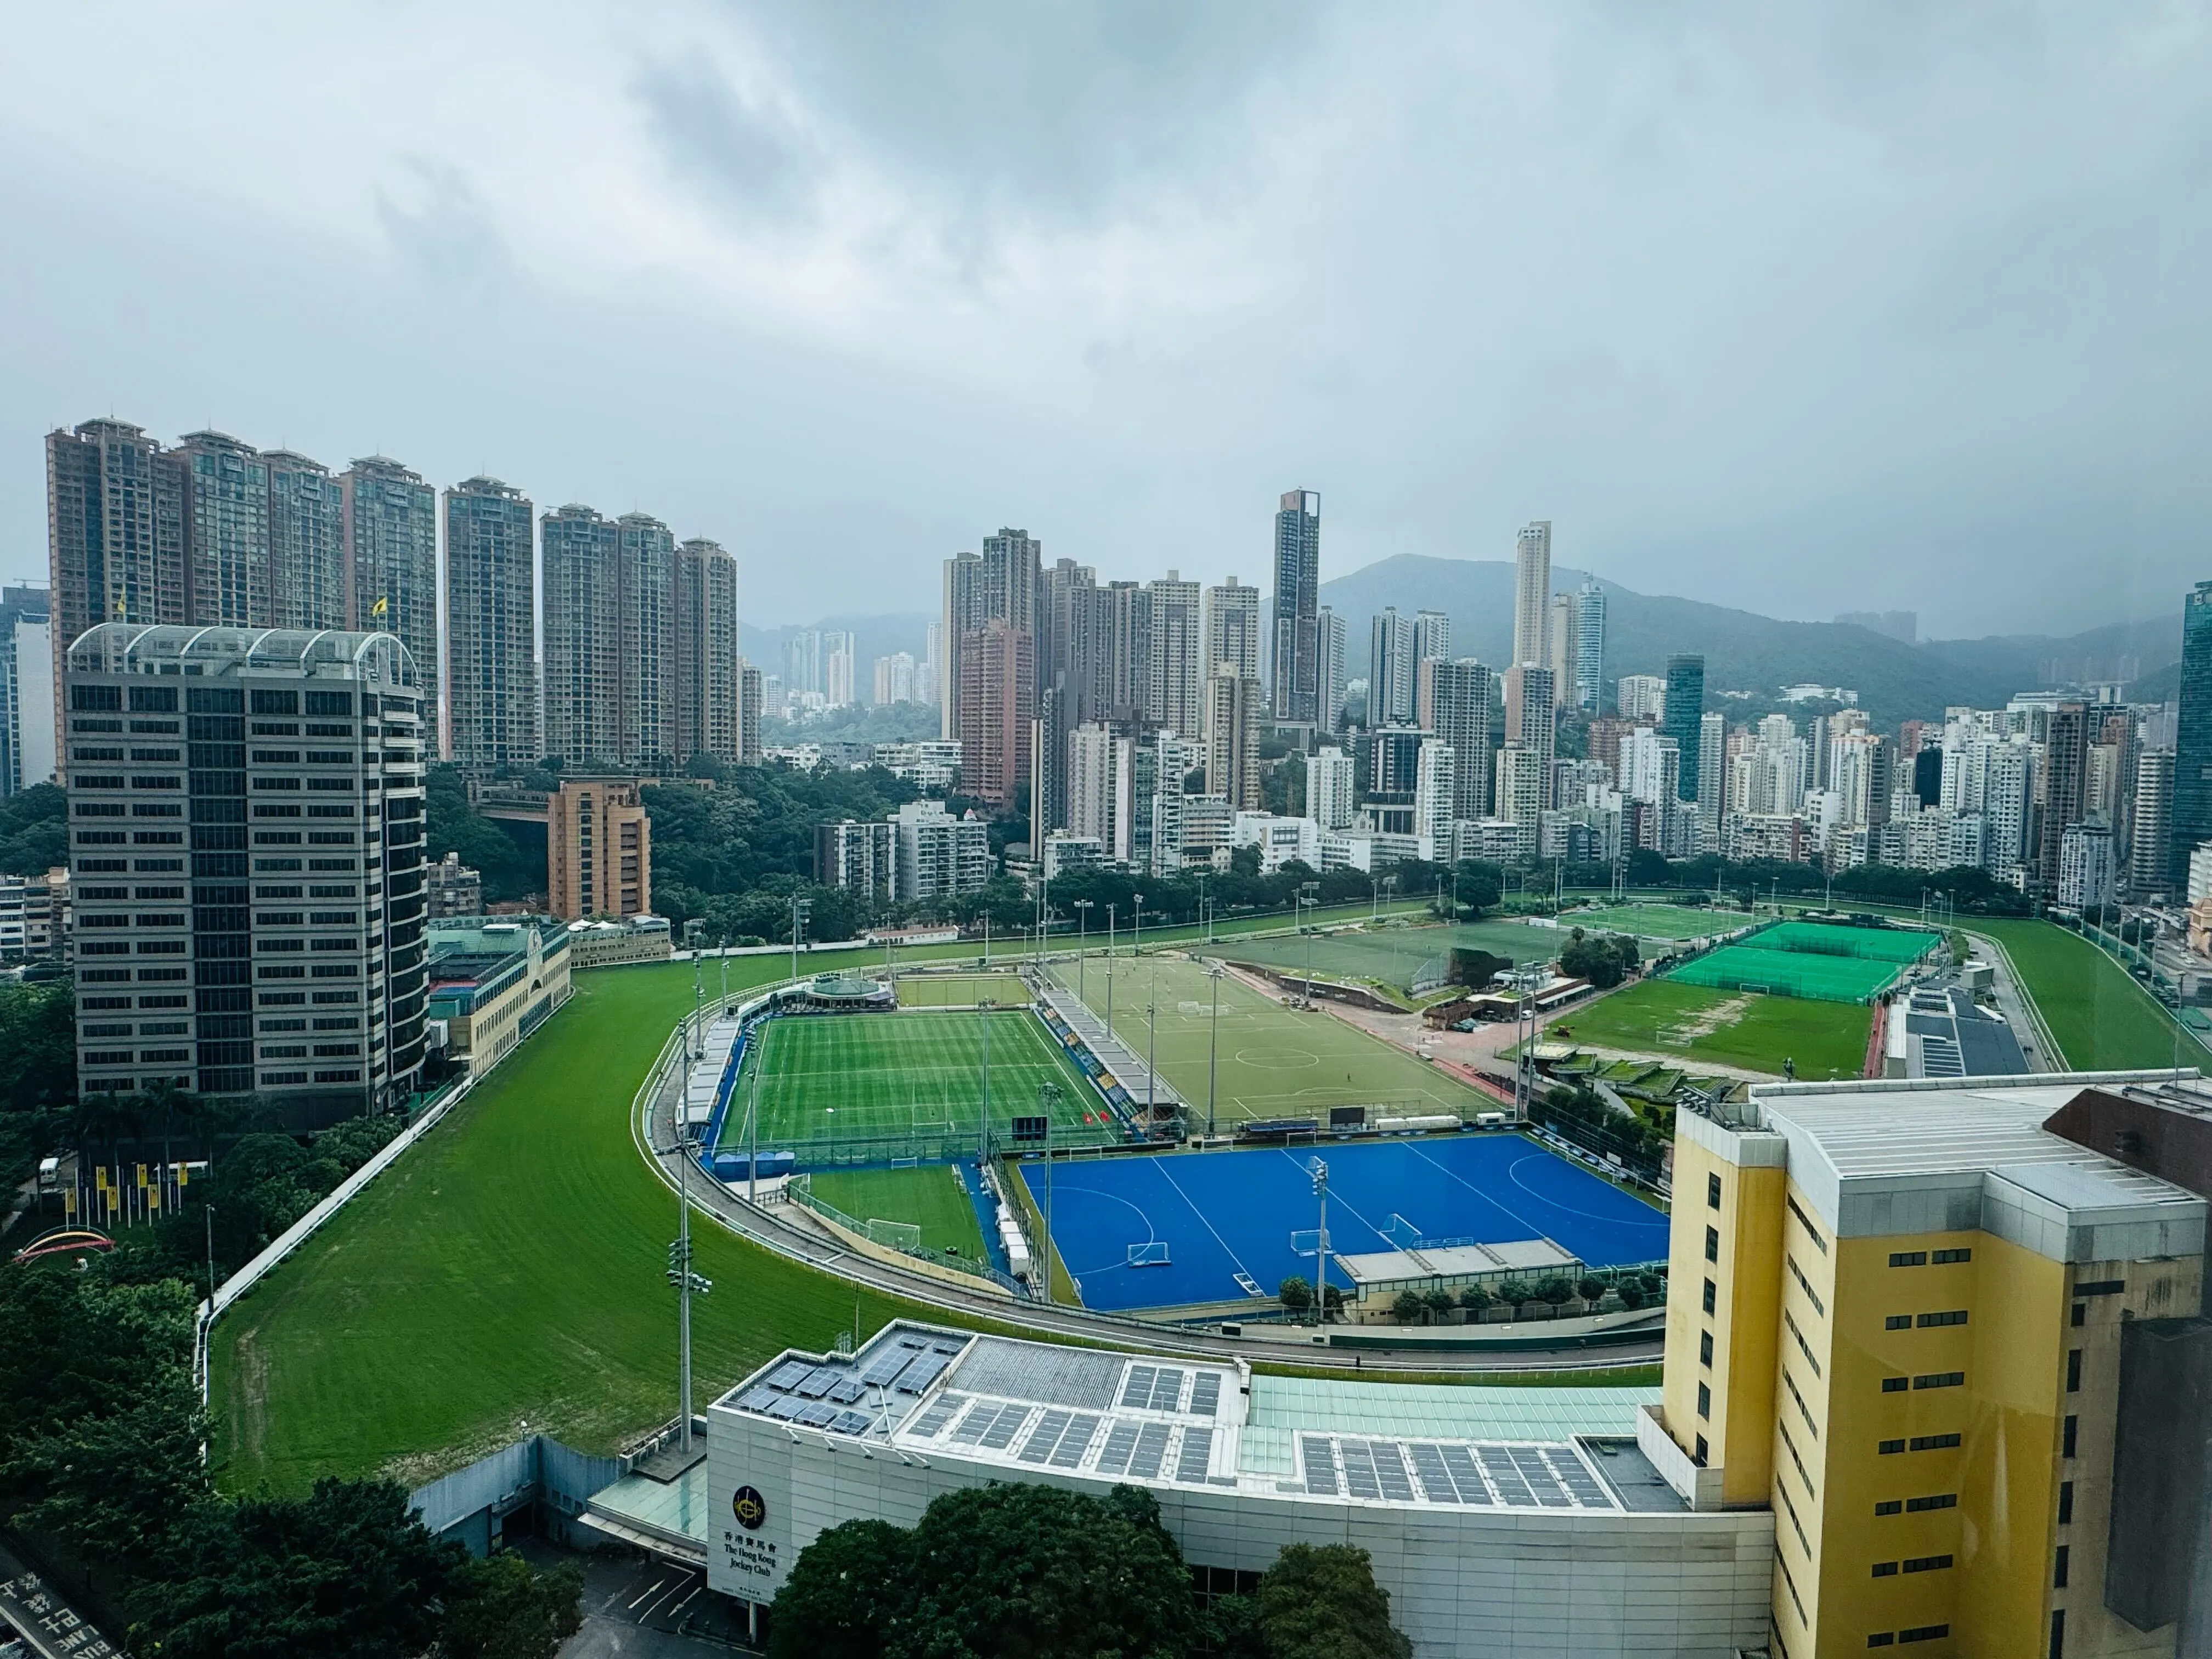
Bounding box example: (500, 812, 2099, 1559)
(10, 1227, 116, 1265)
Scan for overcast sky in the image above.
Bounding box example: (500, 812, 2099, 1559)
(4, 3, 2208, 637)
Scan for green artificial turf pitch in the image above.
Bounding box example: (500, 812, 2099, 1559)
(1068, 954, 1498, 1124)
(893, 972, 1035, 1008)
(804, 1164, 989, 1259)
(1756, 920, 1942, 963)
(1209, 920, 1558, 992)
(1662, 943, 1903, 1004)
(722, 1009, 1119, 1154)
(1555, 904, 1754, 941)
(1544, 978, 1872, 1080)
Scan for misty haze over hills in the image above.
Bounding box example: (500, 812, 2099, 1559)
(753, 555, 2185, 730)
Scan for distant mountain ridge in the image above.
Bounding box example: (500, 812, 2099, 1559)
(1319, 555, 2182, 726)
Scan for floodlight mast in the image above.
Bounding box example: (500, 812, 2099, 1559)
(1309, 1156, 1331, 1326)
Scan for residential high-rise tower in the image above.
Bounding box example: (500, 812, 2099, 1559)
(443, 477, 539, 770)
(1271, 488, 1321, 727)
(1512, 520, 1552, 667)
(1662, 654, 1706, 804)
(341, 456, 440, 752)
(675, 538, 740, 766)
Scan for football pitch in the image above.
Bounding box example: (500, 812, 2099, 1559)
(1211, 920, 1558, 994)
(894, 972, 1033, 1008)
(721, 1009, 1123, 1155)
(1065, 955, 1497, 1125)
(1662, 921, 1938, 1005)
(804, 1164, 990, 1259)
(1556, 904, 1753, 942)
(1545, 979, 1872, 1080)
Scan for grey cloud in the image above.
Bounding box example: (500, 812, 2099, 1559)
(634, 54, 822, 223)
(373, 157, 514, 295)
(687, 0, 1325, 228)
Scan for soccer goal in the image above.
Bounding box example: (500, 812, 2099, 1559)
(1289, 1227, 1331, 1257)
(865, 1218, 924, 1251)
(1127, 1240, 1171, 1267)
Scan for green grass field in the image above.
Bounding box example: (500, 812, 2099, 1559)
(1545, 979, 1872, 1080)
(1558, 903, 1754, 941)
(722, 1011, 1118, 1154)
(1964, 918, 2191, 1071)
(894, 972, 1034, 1008)
(1068, 955, 1496, 1124)
(210, 955, 953, 1492)
(804, 1164, 988, 1259)
(1211, 919, 1559, 992)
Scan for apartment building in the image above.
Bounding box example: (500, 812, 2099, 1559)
(546, 779, 651, 920)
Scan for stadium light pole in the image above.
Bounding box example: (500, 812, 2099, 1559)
(1105, 904, 1116, 1033)
(205, 1203, 216, 1308)
(691, 949, 704, 1059)
(1073, 900, 1094, 1004)
(1308, 1156, 1331, 1327)
(789, 895, 810, 988)
(978, 997, 994, 1162)
(1206, 961, 1224, 1137)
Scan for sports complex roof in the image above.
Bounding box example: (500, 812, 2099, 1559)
(697, 1321, 1674, 1519)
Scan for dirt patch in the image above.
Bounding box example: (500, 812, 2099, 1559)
(1658, 994, 1752, 1043)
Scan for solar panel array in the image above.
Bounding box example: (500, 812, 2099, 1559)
(736, 1359, 882, 1438)
(1119, 1364, 1187, 1412)
(1018, 1412, 1103, 1469)
(1301, 1437, 1618, 1510)
(1189, 1373, 1223, 1417)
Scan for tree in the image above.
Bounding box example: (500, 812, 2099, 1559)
(1452, 859, 1503, 917)
(1249, 1543, 1412, 1659)
(1278, 1274, 1314, 1316)
(1497, 1279, 1533, 1308)
(1533, 1276, 1575, 1306)
(136, 1478, 462, 1659)
(1420, 1287, 1455, 1323)
(424, 766, 534, 901)
(1559, 929, 1637, 990)
(0, 782, 66, 876)
(1577, 1275, 1608, 1303)
(768, 1519, 915, 1659)
(436, 1551, 585, 1659)
(1390, 1290, 1426, 1324)
(0, 1270, 208, 1570)
(1458, 1282, 1494, 1313)
(770, 1483, 1199, 1659)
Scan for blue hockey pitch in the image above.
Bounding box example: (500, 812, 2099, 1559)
(1012, 1133, 1670, 1313)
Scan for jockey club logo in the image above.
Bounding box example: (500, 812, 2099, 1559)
(732, 1485, 768, 1531)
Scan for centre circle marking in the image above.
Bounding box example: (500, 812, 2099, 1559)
(1234, 1048, 1320, 1069)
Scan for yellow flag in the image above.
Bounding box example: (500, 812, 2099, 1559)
(373, 595, 390, 617)
(114, 596, 127, 616)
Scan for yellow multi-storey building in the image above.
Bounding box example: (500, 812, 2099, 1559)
(1650, 1070, 2212, 1659)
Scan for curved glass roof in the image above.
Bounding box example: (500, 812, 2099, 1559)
(63, 623, 417, 689)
